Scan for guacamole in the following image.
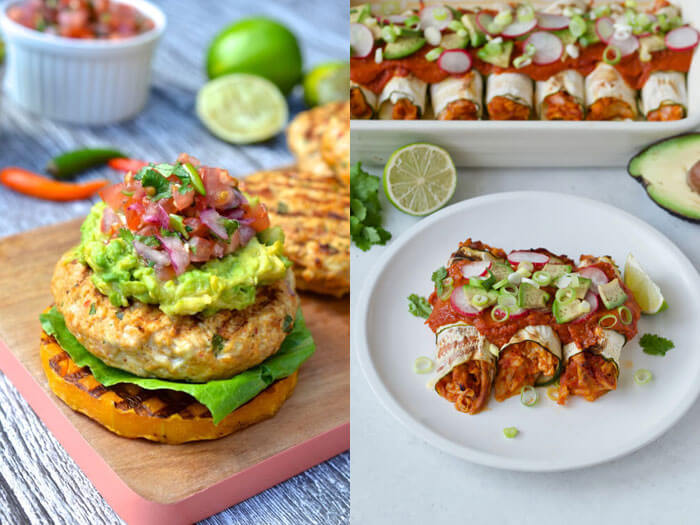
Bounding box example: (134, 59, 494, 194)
(79, 202, 290, 316)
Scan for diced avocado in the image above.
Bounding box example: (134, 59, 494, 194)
(542, 263, 572, 281)
(518, 282, 550, 309)
(490, 262, 513, 282)
(628, 134, 700, 223)
(639, 34, 666, 62)
(383, 36, 426, 59)
(477, 40, 514, 68)
(573, 277, 591, 299)
(441, 32, 469, 50)
(469, 270, 495, 289)
(598, 278, 628, 309)
(553, 298, 591, 324)
(461, 14, 486, 48)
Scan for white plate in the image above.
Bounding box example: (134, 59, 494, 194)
(354, 191, 700, 472)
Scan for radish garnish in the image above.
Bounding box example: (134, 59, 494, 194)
(608, 34, 639, 57)
(665, 26, 699, 52)
(450, 286, 480, 317)
(536, 13, 570, 31)
(595, 17, 615, 44)
(475, 12, 498, 36)
(577, 267, 609, 287)
(501, 18, 537, 38)
(351, 23, 374, 58)
(507, 250, 550, 269)
(419, 5, 452, 31)
(507, 306, 530, 319)
(438, 49, 472, 74)
(460, 260, 492, 279)
(525, 31, 564, 65)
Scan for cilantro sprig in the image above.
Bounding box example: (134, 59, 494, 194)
(408, 294, 432, 319)
(431, 267, 448, 296)
(640, 333, 675, 356)
(134, 165, 172, 201)
(350, 162, 391, 251)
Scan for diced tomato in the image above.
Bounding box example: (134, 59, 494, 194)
(99, 182, 129, 211)
(183, 217, 208, 237)
(188, 236, 215, 262)
(125, 198, 144, 230)
(172, 186, 195, 210)
(244, 203, 270, 232)
(177, 153, 200, 167)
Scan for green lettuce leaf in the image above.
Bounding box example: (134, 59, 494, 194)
(40, 306, 315, 424)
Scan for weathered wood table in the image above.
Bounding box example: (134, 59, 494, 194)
(0, 1, 349, 523)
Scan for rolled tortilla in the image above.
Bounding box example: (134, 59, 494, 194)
(585, 62, 638, 121)
(486, 72, 533, 120)
(377, 72, 427, 120)
(429, 322, 496, 414)
(536, 69, 585, 120)
(430, 70, 484, 120)
(642, 71, 687, 121)
(350, 81, 377, 119)
(494, 325, 562, 401)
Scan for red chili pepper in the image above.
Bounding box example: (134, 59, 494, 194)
(0, 167, 108, 201)
(108, 157, 149, 173)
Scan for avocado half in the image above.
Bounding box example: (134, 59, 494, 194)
(628, 133, 700, 223)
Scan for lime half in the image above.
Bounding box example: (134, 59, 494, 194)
(624, 254, 667, 314)
(383, 143, 457, 216)
(196, 73, 288, 144)
(303, 61, 350, 107)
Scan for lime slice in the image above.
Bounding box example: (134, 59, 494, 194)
(196, 74, 288, 144)
(624, 254, 667, 314)
(303, 61, 350, 107)
(383, 143, 457, 216)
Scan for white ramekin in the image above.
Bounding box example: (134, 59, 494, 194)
(0, 0, 166, 125)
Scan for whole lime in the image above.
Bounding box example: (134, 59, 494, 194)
(206, 17, 303, 95)
(303, 61, 349, 107)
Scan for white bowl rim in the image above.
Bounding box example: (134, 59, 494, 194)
(0, 0, 166, 49)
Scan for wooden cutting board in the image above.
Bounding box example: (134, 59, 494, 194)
(0, 219, 349, 525)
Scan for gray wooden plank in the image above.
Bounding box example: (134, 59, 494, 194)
(0, 0, 349, 523)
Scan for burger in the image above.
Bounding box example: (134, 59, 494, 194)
(39, 153, 315, 444)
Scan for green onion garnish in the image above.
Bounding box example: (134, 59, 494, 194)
(425, 47, 443, 62)
(634, 368, 653, 385)
(598, 314, 618, 329)
(472, 294, 489, 307)
(491, 306, 510, 322)
(520, 385, 538, 407)
(532, 271, 552, 286)
(503, 427, 519, 439)
(413, 356, 434, 374)
(603, 45, 622, 65)
(501, 285, 518, 296)
(618, 305, 633, 325)
(555, 287, 576, 305)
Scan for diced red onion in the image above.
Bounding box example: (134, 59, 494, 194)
(133, 240, 170, 267)
(100, 206, 122, 234)
(143, 203, 170, 230)
(200, 208, 228, 239)
(156, 234, 190, 276)
(238, 225, 256, 246)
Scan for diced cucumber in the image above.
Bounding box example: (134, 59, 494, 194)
(384, 36, 426, 59)
(598, 278, 628, 309)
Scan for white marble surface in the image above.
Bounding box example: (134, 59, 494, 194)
(350, 164, 700, 525)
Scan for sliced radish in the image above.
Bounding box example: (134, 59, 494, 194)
(507, 250, 550, 269)
(608, 34, 639, 57)
(577, 267, 609, 287)
(501, 18, 537, 38)
(475, 12, 498, 36)
(536, 13, 570, 31)
(351, 23, 374, 58)
(450, 286, 480, 317)
(438, 49, 472, 74)
(460, 260, 491, 279)
(574, 292, 599, 324)
(666, 26, 699, 52)
(420, 5, 453, 31)
(508, 306, 530, 319)
(595, 17, 615, 44)
(525, 31, 564, 65)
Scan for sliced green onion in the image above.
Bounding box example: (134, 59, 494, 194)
(433, 6, 449, 21)
(425, 47, 443, 61)
(569, 15, 586, 38)
(516, 261, 534, 277)
(381, 25, 397, 43)
(520, 385, 538, 407)
(603, 46, 622, 65)
(555, 287, 576, 305)
(447, 20, 464, 32)
(503, 427, 519, 439)
(491, 306, 510, 322)
(634, 368, 653, 385)
(513, 55, 532, 69)
(598, 314, 618, 328)
(523, 42, 536, 57)
(502, 284, 518, 296)
(404, 14, 420, 29)
(546, 386, 560, 402)
(592, 5, 610, 19)
(493, 278, 509, 290)
(438, 283, 454, 302)
(414, 356, 434, 374)
(532, 271, 552, 286)
(618, 305, 633, 325)
(472, 294, 489, 307)
(494, 9, 513, 27)
(516, 4, 534, 22)
(497, 294, 517, 308)
(624, 0, 637, 7)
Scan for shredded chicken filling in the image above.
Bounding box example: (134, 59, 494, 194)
(391, 98, 420, 119)
(544, 92, 584, 120)
(435, 360, 493, 414)
(494, 341, 558, 401)
(647, 104, 684, 121)
(558, 352, 618, 404)
(488, 96, 530, 120)
(586, 97, 636, 121)
(438, 99, 479, 120)
(350, 87, 374, 119)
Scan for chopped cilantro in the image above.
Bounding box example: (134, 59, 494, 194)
(159, 228, 178, 237)
(89, 303, 96, 315)
(282, 314, 294, 333)
(211, 334, 225, 355)
(220, 218, 239, 236)
(135, 165, 172, 201)
(408, 294, 432, 319)
(277, 201, 289, 214)
(135, 234, 160, 247)
(640, 333, 675, 356)
(350, 162, 391, 251)
(431, 267, 448, 296)
(118, 228, 134, 243)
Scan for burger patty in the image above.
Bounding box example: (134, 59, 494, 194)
(51, 253, 298, 383)
(241, 168, 350, 297)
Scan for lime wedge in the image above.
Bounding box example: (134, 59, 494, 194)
(196, 73, 288, 144)
(624, 254, 667, 314)
(383, 143, 457, 216)
(303, 61, 350, 107)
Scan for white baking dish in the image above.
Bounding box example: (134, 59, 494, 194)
(0, 0, 165, 125)
(350, 0, 700, 167)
